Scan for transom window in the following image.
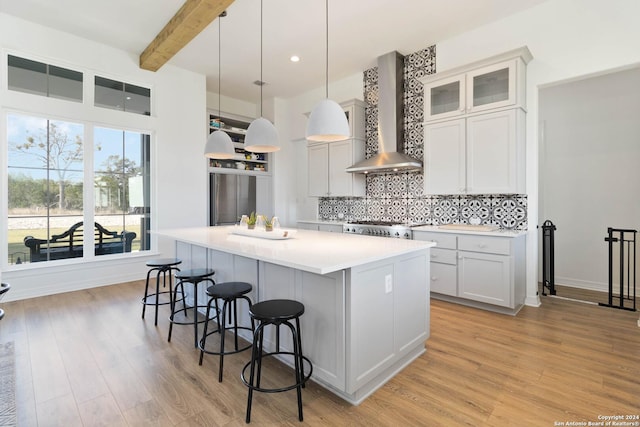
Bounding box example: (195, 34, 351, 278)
(95, 76, 151, 116)
(8, 55, 83, 102)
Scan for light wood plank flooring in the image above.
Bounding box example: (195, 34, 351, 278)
(1, 280, 639, 426)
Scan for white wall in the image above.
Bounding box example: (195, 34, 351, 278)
(1, 13, 207, 301)
(539, 67, 640, 291)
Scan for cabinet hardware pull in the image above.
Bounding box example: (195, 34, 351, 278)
(431, 277, 438, 281)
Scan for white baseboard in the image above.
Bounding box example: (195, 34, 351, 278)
(2, 253, 160, 301)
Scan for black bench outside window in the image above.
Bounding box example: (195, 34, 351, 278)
(23, 221, 136, 262)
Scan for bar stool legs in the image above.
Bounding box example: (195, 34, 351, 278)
(168, 268, 216, 348)
(141, 258, 182, 326)
(241, 299, 313, 423)
(198, 282, 254, 382)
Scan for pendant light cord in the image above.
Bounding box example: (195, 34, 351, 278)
(325, 0, 329, 99)
(260, 0, 264, 117)
(218, 16, 222, 119)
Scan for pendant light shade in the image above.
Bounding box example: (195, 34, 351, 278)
(204, 12, 235, 159)
(244, 0, 280, 153)
(305, 0, 350, 142)
(244, 117, 279, 153)
(306, 99, 350, 142)
(204, 129, 234, 159)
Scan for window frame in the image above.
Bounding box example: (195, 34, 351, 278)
(1, 49, 157, 271)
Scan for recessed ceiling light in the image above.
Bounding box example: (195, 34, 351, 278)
(290, 55, 300, 63)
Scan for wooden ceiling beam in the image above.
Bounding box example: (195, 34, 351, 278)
(140, 0, 235, 72)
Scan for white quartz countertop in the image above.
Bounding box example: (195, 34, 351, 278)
(154, 226, 435, 275)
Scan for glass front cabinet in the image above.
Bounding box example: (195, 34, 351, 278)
(424, 53, 528, 121)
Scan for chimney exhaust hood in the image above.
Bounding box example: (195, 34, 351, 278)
(346, 51, 422, 174)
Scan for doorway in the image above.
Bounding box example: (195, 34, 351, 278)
(538, 66, 640, 306)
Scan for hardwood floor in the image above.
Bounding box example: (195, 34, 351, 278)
(1, 280, 639, 426)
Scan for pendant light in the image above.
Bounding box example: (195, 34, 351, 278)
(204, 12, 235, 159)
(306, 0, 350, 142)
(244, 0, 280, 153)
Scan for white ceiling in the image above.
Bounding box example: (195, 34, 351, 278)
(0, 0, 549, 103)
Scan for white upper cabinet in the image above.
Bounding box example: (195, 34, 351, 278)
(421, 47, 531, 195)
(307, 99, 366, 197)
(422, 47, 531, 122)
(425, 100, 525, 195)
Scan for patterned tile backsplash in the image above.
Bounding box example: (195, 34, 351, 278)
(318, 44, 528, 231)
(319, 172, 527, 230)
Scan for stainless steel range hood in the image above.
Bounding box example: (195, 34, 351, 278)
(346, 51, 422, 174)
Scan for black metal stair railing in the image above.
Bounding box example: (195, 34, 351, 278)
(600, 227, 637, 311)
(540, 220, 557, 296)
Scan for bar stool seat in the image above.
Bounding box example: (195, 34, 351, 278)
(141, 258, 182, 326)
(168, 268, 216, 347)
(241, 299, 313, 423)
(198, 281, 254, 382)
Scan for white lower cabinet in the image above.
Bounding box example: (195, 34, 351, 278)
(457, 250, 511, 306)
(414, 230, 526, 313)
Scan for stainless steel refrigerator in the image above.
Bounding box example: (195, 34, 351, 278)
(209, 173, 256, 225)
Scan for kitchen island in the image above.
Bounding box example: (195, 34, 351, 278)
(154, 225, 435, 404)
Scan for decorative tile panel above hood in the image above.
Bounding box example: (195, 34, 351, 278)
(346, 46, 435, 174)
(362, 46, 435, 170)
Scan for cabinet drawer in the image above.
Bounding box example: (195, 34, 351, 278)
(413, 231, 457, 249)
(430, 262, 457, 296)
(430, 248, 457, 265)
(458, 235, 510, 255)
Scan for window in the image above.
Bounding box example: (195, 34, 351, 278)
(6, 113, 151, 264)
(7, 114, 84, 264)
(94, 127, 151, 252)
(95, 76, 151, 116)
(8, 55, 83, 102)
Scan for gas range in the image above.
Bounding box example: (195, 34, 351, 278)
(342, 221, 414, 239)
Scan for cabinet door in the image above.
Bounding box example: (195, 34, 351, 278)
(307, 143, 329, 197)
(430, 262, 457, 296)
(466, 109, 518, 194)
(466, 60, 516, 114)
(424, 75, 466, 121)
(328, 139, 365, 197)
(458, 251, 511, 307)
(424, 118, 466, 195)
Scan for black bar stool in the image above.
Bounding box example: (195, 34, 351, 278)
(241, 299, 313, 423)
(198, 282, 254, 382)
(141, 258, 182, 326)
(0, 282, 10, 321)
(168, 268, 216, 347)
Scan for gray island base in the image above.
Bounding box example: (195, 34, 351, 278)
(154, 226, 434, 405)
